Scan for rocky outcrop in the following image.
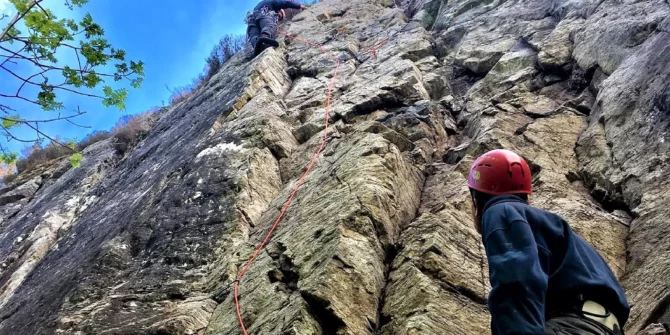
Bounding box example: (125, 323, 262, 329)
(0, 0, 668, 334)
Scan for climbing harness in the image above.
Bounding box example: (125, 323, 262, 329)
(244, 6, 278, 24)
(233, 29, 341, 335)
(547, 294, 623, 334)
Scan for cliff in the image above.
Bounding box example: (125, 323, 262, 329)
(0, 0, 668, 334)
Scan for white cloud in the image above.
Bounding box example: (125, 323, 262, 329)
(0, 0, 13, 16)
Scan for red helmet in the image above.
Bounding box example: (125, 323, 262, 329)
(467, 149, 532, 195)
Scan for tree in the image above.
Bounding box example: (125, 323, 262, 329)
(0, 0, 144, 167)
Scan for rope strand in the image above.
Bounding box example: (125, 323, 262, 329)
(233, 30, 341, 335)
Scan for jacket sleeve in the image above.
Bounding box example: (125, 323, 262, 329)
(270, 0, 302, 10)
(482, 206, 549, 334)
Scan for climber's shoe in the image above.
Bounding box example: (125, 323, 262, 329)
(254, 37, 279, 56)
(258, 37, 280, 48)
(254, 40, 266, 56)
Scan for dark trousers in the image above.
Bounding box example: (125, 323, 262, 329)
(545, 313, 622, 335)
(246, 9, 278, 49)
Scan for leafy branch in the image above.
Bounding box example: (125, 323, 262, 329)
(0, 0, 144, 167)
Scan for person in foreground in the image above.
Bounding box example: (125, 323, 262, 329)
(245, 0, 307, 57)
(467, 149, 630, 335)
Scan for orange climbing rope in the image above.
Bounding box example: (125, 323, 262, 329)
(360, 37, 389, 60)
(233, 30, 341, 335)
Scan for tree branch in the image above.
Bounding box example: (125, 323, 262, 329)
(22, 122, 76, 153)
(34, 2, 51, 18)
(1, 125, 41, 143)
(0, 0, 44, 42)
(0, 45, 138, 80)
(1, 64, 106, 100)
(15, 68, 49, 97)
(65, 118, 91, 128)
(0, 104, 16, 114)
(0, 44, 27, 67)
(0, 111, 86, 124)
(0, 93, 41, 105)
(74, 49, 83, 80)
(0, 142, 10, 156)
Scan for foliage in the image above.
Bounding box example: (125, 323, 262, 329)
(12, 109, 158, 174)
(0, 162, 17, 185)
(0, 152, 18, 164)
(68, 152, 82, 167)
(15, 138, 73, 173)
(166, 33, 245, 106)
(204, 34, 246, 79)
(110, 110, 156, 154)
(1, 171, 18, 185)
(0, 0, 144, 166)
(76, 129, 111, 151)
(167, 84, 196, 106)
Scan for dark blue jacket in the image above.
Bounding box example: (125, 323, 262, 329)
(254, 0, 301, 11)
(480, 195, 629, 334)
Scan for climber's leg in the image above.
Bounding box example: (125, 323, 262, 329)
(256, 12, 279, 53)
(247, 21, 261, 55)
(258, 12, 278, 39)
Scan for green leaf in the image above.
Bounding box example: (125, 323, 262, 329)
(80, 37, 111, 66)
(130, 77, 143, 89)
(130, 60, 145, 76)
(80, 13, 104, 38)
(62, 66, 82, 87)
(66, 19, 79, 31)
(83, 71, 102, 88)
(71, 0, 89, 7)
(2, 115, 21, 129)
(9, 0, 28, 13)
(112, 48, 126, 61)
(2, 26, 21, 43)
(69, 153, 83, 168)
(102, 86, 128, 111)
(0, 153, 19, 165)
(37, 84, 64, 110)
(115, 62, 128, 75)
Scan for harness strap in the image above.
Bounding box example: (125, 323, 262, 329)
(548, 295, 622, 334)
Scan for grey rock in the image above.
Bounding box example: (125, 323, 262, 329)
(639, 323, 668, 335)
(0, 0, 667, 334)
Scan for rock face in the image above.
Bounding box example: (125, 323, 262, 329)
(0, 0, 668, 334)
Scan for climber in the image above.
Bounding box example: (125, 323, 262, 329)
(466, 149, 630, 335)
(245, 0, 307, 57)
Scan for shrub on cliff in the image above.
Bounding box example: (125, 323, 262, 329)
(11, 108, 159, 174)
(77, 131, 113, 151)
(111, 110, 158, 155)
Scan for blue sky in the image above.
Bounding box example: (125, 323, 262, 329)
(0, 0, 259, 154)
